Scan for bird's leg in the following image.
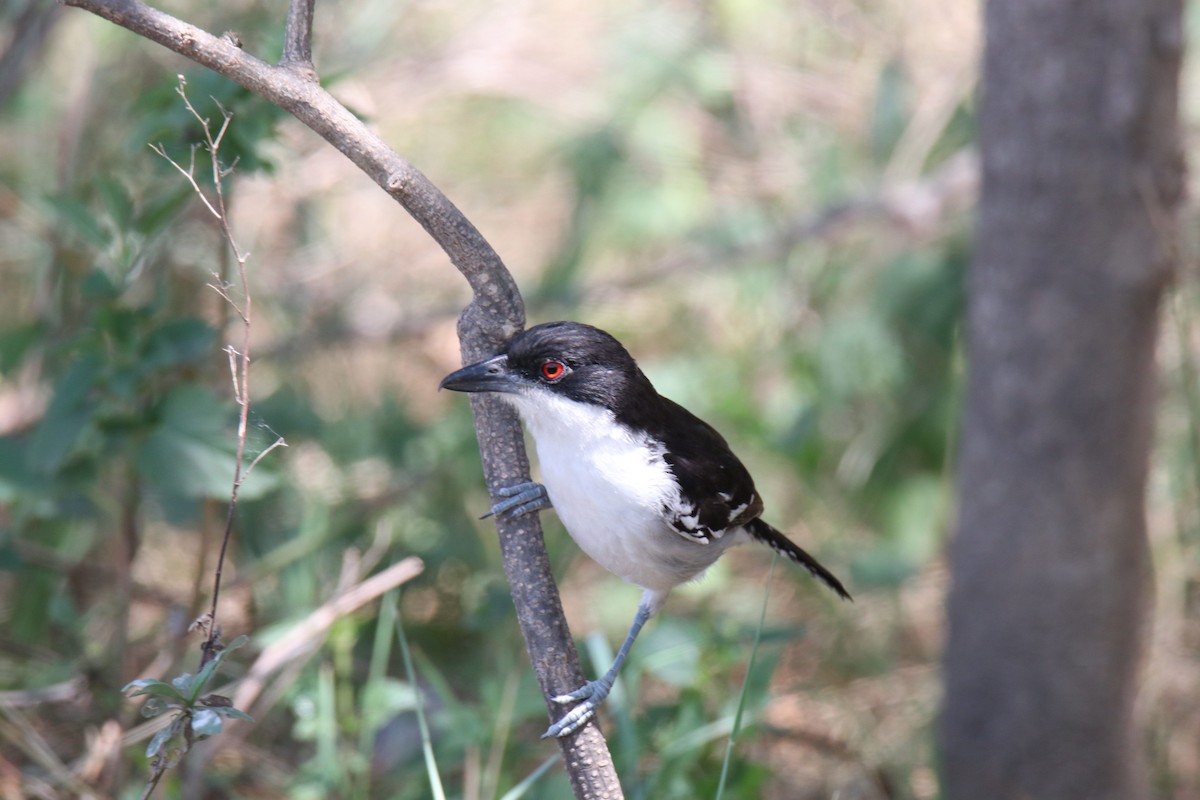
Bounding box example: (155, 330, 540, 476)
(482, 481, 553, 519)
(543, 602, 654, 738)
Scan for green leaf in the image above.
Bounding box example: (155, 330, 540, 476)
(640, 620, 701, 688)
(123, 679, 186, 703)
(94, 177, 134, 230)
(29, 355, 103, 474)
(81, 270, 120, 300)
(140, 696, 170, 719)
(850, 547, 917, 589)
(0, 323, 43, 376)
(8, 566, 58, 644)
(209, 706, 255, 723)
(191, 708, 223, 738)
(880, 474, 946, 561)
(146, 718, 181, 758)
(134, 183, 193, 235)
(187, 635, 250, 702)
(870, 58, 909, 165)
(141, 319, 216, 371)
(0, 436, 49, 503)
(44, 194, 111, 248)
(137, 384, 277, 500)
(171, 673, 197, 695)
(0, 541, 21, 572)
(360, 678, 420, 734)
(188, 662, 219, 703)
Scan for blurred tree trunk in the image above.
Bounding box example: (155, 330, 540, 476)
(940, 1, 1184, 799)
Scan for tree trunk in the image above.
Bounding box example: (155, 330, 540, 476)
(939, 2, 1184, 799)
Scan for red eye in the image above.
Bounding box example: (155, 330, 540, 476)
(540, 361, 566, 382)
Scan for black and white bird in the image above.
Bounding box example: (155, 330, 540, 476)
(440, 321, 850, 738)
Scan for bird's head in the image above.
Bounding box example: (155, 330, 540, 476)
(439, 321, 653, 415)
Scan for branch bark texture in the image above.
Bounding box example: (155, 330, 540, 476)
(62, 1, 621, 795)
(940, 1, 1184, 798)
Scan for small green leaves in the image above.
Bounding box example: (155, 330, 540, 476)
(125, 634, 254, 766)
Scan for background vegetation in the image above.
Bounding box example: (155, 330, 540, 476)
(0, 0, 1195, 797)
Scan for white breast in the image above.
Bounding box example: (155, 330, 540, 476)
(503, 390, 733, 594)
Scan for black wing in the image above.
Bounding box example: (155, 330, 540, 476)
(653, 397, 763, 543)
(642, 395, 851, 600)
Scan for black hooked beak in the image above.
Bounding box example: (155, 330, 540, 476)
(439, 354, 523, 395)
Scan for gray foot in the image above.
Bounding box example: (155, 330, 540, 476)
(543, 678, 613, 738)
(481, 481, 552, 519)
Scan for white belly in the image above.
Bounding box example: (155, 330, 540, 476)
(506, 392, 731, 593)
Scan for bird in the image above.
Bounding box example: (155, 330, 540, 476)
(440, 321, 850, 738)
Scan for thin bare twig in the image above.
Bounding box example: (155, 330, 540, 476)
(196, 97, 273, 668)
(148, 142, 220, 219)
(240, 436, 287, 482)
(153, 77, 288, 668)
(223, 345, 241, 398)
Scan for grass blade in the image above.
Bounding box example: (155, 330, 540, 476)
(498, 752, 561, 800)
(715, 554, 777, 800)
(394, 600, 447, 800)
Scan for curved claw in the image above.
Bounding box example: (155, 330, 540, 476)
(481, 481, 552, 520)
(542, 678, 613, 738)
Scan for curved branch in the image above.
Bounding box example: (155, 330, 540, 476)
(63, 0, 622, 795)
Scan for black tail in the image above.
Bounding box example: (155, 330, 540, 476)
(745, 518, 852, 601)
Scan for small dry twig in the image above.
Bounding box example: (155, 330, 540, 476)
(150, 77, 287, 669)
